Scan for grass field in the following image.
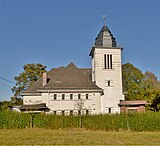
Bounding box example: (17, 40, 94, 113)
(0, 129, 160, 145)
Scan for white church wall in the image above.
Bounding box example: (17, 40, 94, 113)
(48, 92, 101, 115)
(23, 92, 101, 115)
(92, 48, 124, 114)
(23, 96, 43, 105)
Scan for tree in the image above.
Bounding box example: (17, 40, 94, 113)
(143, 71, 160, 99)
(0, 100, 12, 111)
(122, 63, 160, 111)
(149, 89, 160, 112)
(10, 96, 23, 105)
(143, 71, 160, 110)
(11, 63, 47, 104)
(143, 71, 160, 89)
(122, 63, 144, 100)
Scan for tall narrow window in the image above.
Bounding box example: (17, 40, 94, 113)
(108, 81, 111, 86)
(86, 94, 88, 99)
(104, 54, 107, 69)
(109, 108, 111, 113)
(104, 54, 113, 69)
(62, 94, 65, 100)
(54, 94, 57, 100)
(70, 94, 73, 100)
(78, 94, 81, 99)
(107, 54, 110, 69)
(110, 55, 112, 69)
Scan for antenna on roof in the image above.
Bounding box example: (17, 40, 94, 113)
(102, 15, 106, 25)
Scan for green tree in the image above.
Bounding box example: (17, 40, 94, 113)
(0, 100, 12, 111)
(122, 63, 144, 100)
(10, 96, 23, 105)
(11, 63, 47, 104)
(149, 89, 160, 112)
(122, 63, 160, 112)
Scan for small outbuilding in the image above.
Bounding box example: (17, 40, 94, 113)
(119, 100, 147, 113)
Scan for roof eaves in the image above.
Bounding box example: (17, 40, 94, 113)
(21, 92, 41, 96)
(37, 88, 103, 93)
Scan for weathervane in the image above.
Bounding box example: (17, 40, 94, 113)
(102, 15, 106, 25)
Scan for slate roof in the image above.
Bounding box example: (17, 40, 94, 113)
(23, 63, 102, 93)
(94, 24, 117, 47)
(100, 24, 110, 33)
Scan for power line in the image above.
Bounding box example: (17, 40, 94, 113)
(0, 76, 15, 84)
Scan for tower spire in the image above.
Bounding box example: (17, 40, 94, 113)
(93, 16, 117, 48)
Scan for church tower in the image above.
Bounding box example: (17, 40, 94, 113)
(89, 22, 124, 114)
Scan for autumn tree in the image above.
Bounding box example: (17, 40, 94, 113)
(143, 71, 160, 89)
(143, 71, 160, 111)
(11, 63, 46, 104)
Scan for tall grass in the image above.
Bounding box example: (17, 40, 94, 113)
(0, 111, 160, 131)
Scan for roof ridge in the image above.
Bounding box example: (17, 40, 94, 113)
(66, 62, 77, 68)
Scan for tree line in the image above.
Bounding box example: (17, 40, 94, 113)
(0, 63, 160, 112)
(122, 63, 160, 111)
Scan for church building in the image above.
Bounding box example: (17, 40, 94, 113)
(21, 23, 124, 115)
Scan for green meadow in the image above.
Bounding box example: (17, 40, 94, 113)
(0, 129, 160, 145)
(1, 112, 160, 145)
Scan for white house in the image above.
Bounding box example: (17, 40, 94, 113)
(21, 23, 124, 115)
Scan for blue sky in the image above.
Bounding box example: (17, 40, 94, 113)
(0, 0, 159, 100)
